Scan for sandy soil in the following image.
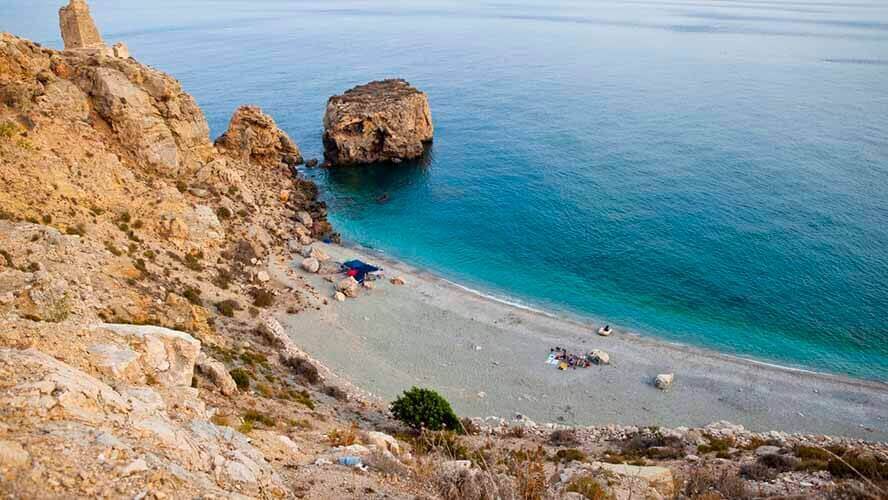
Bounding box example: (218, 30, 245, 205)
(273, 243, 888, 441)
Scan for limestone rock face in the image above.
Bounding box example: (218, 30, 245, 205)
(94, 323, 201, 387)
(215, 105, 302, 167)
(322, 79, 433, 165)
(59, 0, 104, 50)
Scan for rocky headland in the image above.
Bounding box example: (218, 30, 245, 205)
(322, 79, 433, 166)
(0, 5, 886, 499)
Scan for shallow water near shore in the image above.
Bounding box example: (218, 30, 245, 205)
(7, 0, 888, 380)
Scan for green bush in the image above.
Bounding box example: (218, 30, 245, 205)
(795, 445, 831, 461)
(566, 476, 612, 500)
(229, 368, 250, 391)
(827, 455, 888, 480)
(251, 288, 274, 308)
(552, 448, 587, 463)
(183, 287, 202, 306)
(390, 387, 461, 432)
(0, 121, 18, 139)
(216, 299, 240, 317)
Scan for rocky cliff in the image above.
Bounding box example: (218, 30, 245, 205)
(322, 79, 433, 166)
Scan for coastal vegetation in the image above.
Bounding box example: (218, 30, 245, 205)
(390, 386, 462, 432)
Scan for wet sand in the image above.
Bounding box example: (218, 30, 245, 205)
(273, 243, 888, 441)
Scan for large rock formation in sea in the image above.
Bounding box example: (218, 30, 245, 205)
(322, 79, 433, 165)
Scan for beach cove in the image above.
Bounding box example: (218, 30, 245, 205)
(273, 243, 888, 441)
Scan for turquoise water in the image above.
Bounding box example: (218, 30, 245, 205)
(7, 0, 888, 380)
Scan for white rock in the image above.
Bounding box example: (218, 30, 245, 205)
(278, 435, 301, 455)
(88, 343, 141, 382)
(755, 445, 783, 456)
(120, 458, 149, 476)
(333, 291, 346, 302)
(590, 349, 610, 365)
(296, 211, 313, 228)
(94, 324, 201, 387)
(196, 354, 238, 396)
(337, 277, 360, 298)
(309, 246, 330, 262)
(301, 257, 320, 273)
(438, 460, 472, 474)
(0, 440, 30, 469)
(593, 462, 674, 497)
(256, 270, 270, 283)
(361, 431, 401, 456)
(112, 42, 130, 59)
(655, 373, 674, 390)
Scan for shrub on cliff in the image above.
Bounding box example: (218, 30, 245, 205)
(390, 387, 461, 432)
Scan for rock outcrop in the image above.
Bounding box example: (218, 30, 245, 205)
(215, 105, 302, 168)
(59, 0, 104, 50)
(322, 79, 433, 165)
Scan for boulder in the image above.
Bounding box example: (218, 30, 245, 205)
(590, 349, 610, 365)
(296, 210, 313, 228)
(0, 440, 30, 470)
(655, 373, 674, 390)
(322, 79, 433, 165)
(755, 445, 783, 457)
(95, 324, 201, 387)
(84, 67, 178, 172)
(59, 0, 104, 50)
(87, 343, 141, 382)
(111, 42, 129, 59)
(214, 105, 302, 167)
(361, 431, 402, 456)
(301, 257, 320, 273)
(256, 270, 270, 283)
(594, 462, 674, 497)
(337, 277, 360, 298)
(390, 276, 406, 286)
(333, 292, 346, 302)
(196, 354, 238, 396)
(0, 348, 129, 423)
(305, 159, 319, 168)
(308, 246, 329, 262)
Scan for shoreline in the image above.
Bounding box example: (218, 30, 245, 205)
(272, 241, 888, 441)
(329, 239, 886, 390)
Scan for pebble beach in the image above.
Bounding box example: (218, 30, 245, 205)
(274, 243, 888, 441)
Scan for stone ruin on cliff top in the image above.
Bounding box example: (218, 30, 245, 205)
(59, 0, 129, 58)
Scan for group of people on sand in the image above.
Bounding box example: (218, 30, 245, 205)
(548, 347, 594, 370)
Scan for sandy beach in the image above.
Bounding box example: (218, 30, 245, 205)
(273, 243, 888, 441)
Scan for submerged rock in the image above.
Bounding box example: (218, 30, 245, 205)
(322, 79, 433, 165)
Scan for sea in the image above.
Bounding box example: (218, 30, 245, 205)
(6, 0, 888, 381)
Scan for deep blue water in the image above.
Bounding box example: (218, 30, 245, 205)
(6, 0, 888, 380)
